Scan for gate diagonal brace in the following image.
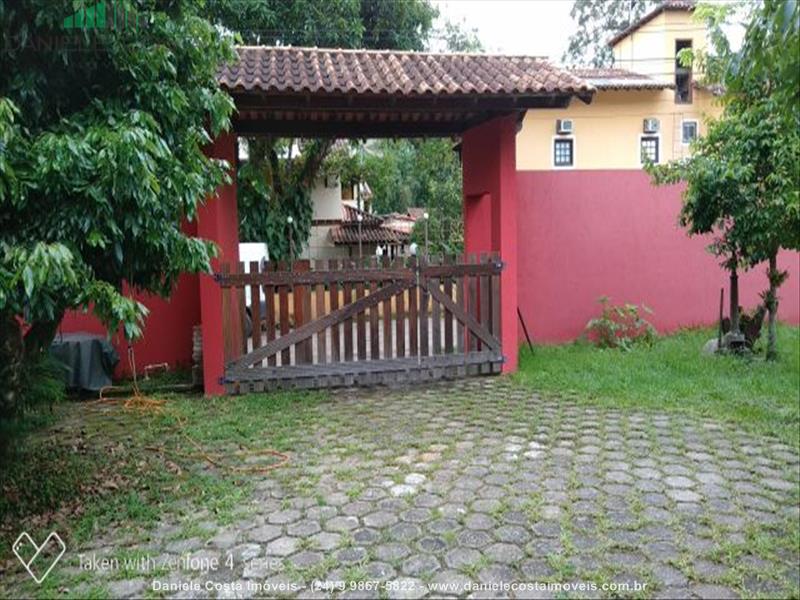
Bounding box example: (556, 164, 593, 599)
(227, 280, 413, 371)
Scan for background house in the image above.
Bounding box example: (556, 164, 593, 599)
(513, 0, 798, 343)
(519, 1, 720, 170)
(302, 177, 419, 260)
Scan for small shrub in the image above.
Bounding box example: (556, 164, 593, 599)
(585, 296, 656, 350)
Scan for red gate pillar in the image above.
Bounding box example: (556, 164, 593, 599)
(198, 132, 240, 395)
(462, 115, 519, 372)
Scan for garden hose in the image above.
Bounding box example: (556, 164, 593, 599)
(89, 346, 289, 475)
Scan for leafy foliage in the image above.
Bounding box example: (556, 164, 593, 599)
(322, 138, 465, 255)
(432, 19, 483, 53)
(237, 138, 322, 260)
(585, 296, 656, 350)
(648, 0, 800, 359)
(0, 0, 235, 409)
(563, 0, 656, 67)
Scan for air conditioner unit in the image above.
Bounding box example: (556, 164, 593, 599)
(556, 119, 574, 135)
(643, 118, 660, 134)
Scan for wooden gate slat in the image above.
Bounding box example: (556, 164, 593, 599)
(238, 262, 248, 358)
(278, 261, 291, 366)
(408, 257, 418, 357)
(394, 257, 405, 358)
(314, 259, 327, 364)
(369, 257, 380, 360)
(343, 261, 354, 361)
(264, 261, 276, 367)
(228, 280, 412, 370)
(382, 256, 392, 359)
(329, 261, 341, 363)
(443, 256, 454, 354)
(455, 255, 465, 354)
(249, 261, 263, 366)
(293, 260, 312, 364)
(431, 255, 442, 356)
(419, 256, 429, 358)
(356, 271, 367, 361)
(466, 254, 478, 354)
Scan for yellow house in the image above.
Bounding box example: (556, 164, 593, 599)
(517, 0, 723, 170)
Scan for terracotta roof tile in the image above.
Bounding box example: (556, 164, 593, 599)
(219, 46, 593, 97)
(570, 68, 672, 90)
(330, 225, 409, 245)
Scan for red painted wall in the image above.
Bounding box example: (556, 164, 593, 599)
(516, 170, 800, 343)
(59, 273, 200, 377)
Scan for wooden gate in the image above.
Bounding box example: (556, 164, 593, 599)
(215, 254, 504, 393)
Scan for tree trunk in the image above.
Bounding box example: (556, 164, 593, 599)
(0, 315, 25, 419)
(24, 319, 60, 358)
(730, 267, 741, 334)
(766, 252, 779, 361)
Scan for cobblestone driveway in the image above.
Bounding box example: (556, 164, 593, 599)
(9, 379, 800, 599)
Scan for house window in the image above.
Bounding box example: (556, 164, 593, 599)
(640, 136, 659, 163)
(675, 39, 693, 104)
(682, 120, 698, 144)
(553, 138, 574, 167)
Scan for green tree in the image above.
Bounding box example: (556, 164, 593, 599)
(205, 0, 438, 258)
(648, 0, 800, 359)
(0, 0, 235, 415)
(563, 0, 656, 67)
(435, 19, 483, 53)
(323, 137, 464, 255)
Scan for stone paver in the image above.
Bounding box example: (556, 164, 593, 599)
(5, 378, 798, 599)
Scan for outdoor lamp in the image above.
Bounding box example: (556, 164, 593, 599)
(423, 212, 429, 220)
(287, 216, 294, 224)
(409, 243, 418, 256)
(376, 245, 384, 257)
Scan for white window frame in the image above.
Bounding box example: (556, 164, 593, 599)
(639, 133, 661, 166)
(681, 119, 699, 145)
(552, 135, 576, 169)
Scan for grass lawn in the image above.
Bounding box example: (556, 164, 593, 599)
(515, 323, 800, 447)
(0, 390, 324, 583)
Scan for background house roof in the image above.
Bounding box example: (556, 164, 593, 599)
(570, 68, 673, 90)
(330, 204, 417, 245)
(608, 0, 695, 47)
(217, 46, 595, 137)
(329, 226, 408, 245)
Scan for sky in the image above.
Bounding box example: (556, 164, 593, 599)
(430, 0, 747, 64)
(432, 0, 576, 61)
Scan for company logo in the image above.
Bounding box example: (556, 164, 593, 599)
(12, 532, 66, 584)
(63, 1, 149, 31)
(3, 2, 149, 52)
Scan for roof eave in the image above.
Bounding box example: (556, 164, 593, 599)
(608, 2, 695, 48)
